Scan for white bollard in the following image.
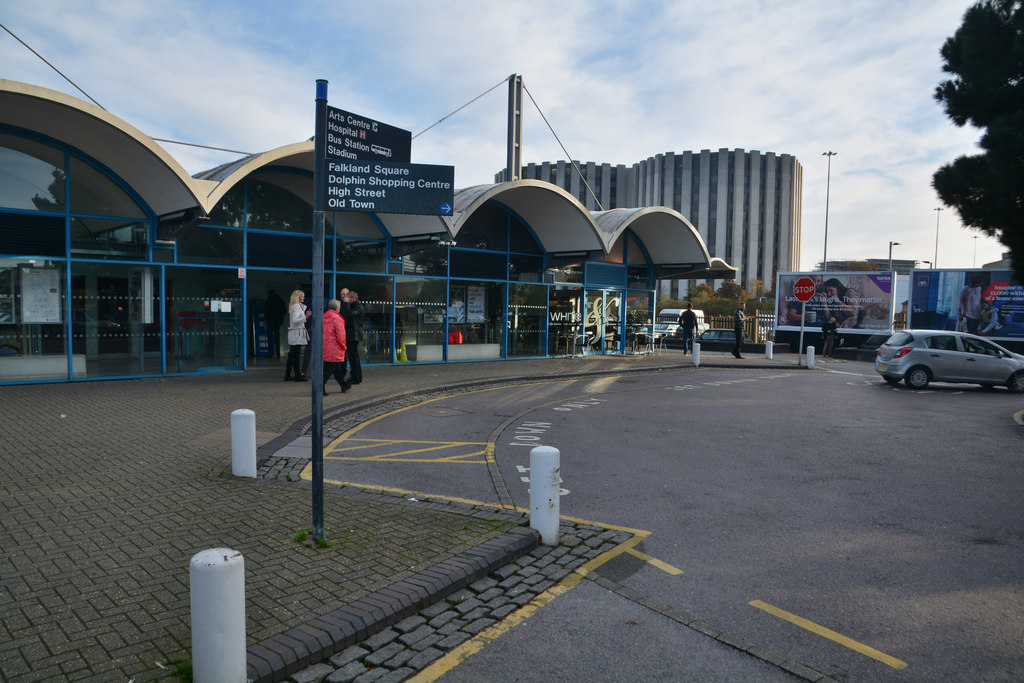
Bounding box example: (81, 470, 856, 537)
(806, 345, 816, 368)
(530, 446, 560, 546)
(231, 409, 256, 477)
(692, 342, 701, 367)
(190, 549, 246, 683)
(765, 340, 774, 359)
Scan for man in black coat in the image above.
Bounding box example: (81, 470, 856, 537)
(732, 301, 746, 359)
(339, 288, 364, 384)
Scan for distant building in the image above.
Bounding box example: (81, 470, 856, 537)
(497, 149, 803, 298)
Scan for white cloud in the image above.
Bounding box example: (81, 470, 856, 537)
(0, 0, 1006, 268)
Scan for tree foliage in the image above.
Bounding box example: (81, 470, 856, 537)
(933, 0, 1024, 279)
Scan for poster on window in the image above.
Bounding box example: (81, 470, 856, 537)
(775, 272, 895, 332)
(20, 268, 61, 324)
(909, 269, 1024, 340)
(466, 286, 486, 322)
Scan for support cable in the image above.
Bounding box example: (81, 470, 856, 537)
(413, 77, 509, 139)
(522, 84, 604, 211)
(1, 22, 106, 110)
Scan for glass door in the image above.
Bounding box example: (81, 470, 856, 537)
(584, 289, 623, 354)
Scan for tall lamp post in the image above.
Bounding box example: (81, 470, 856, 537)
(822, 151, 837, 271)
(933, 207, 943, 267)
(888, 241, 901, 272)
(973, 235, 979, 267)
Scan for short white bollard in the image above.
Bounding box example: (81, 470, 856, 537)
(806, 345, 816, 368)
(765, 341, 773, 359)
(190, 549, 246, 683)
(231, 409, 256, 477)
(692, 342, 701, 367)
(530, 446, 560, 546)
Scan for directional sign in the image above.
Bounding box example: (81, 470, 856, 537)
(325, 106, 411, 163)
(794, 276, 817, 302)
(326, 160, 454, 215)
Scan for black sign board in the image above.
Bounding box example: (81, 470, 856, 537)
(326, 160, 454, 216)
(326, 106, 411, 163)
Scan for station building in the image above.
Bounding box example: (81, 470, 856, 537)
(497, 149, 803, 299)
(0, 80, 734, 384)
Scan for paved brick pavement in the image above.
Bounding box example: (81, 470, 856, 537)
(0, 350, 802, 682)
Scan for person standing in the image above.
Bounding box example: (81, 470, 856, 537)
(285, 289, 310, 381)
(732, 301, 746, 359)
(821, 316, 838, 357)
(322, 299, 350, 396)
(679, 303, 698, 355)
(264, 289, 286, 358)
(340, 288, 364, 384)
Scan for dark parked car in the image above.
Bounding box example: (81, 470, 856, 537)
(697, 328, 754, 344)
(875, 329, 1024, 392)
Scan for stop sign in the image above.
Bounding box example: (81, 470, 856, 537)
(793, 276, 817, 302)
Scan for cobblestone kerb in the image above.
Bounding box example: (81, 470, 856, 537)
(246, 523, 541, 683)
(267, 522, 634, 683)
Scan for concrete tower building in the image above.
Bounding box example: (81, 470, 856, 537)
(498, 149, 802, 299)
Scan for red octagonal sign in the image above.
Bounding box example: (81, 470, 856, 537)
(793, 276, 817, 302)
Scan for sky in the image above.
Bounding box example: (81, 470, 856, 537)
(1, 0, 1007, 272)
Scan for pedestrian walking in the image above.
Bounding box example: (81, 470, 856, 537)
(322, 299, 350, 396)
(732, 301, 746, 359)
(679, 303, 698, 355)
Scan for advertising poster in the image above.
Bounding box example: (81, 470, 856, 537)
(909, 269, 1024, 340)
(775, 272, 895, 333)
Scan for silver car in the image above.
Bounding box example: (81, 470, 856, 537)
(875, 330, 1024, 392)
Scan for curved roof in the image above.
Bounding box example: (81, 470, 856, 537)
(197, 141, 314, 208)
(0, 79, 205, 217)
(594, 207, 735, 278)
(453, 181, 605, 253)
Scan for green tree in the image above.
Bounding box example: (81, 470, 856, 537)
(933, 0, 1024, 279)
(716, 281, 744, 300)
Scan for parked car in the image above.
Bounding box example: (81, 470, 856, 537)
(697, 328, 754, 344)
(874, 330, 1024, 392)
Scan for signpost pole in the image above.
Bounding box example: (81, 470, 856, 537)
(311, 80, 327, 541)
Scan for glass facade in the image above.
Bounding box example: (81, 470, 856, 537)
(0, 127, 663, 384)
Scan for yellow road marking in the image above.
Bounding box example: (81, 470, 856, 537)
(410, 531, 651, 682)
(325, 437, 490, 463)
(627, 548, 684, 575)
(1014, 409, 1024, 426)
(749, 600, 907, 670)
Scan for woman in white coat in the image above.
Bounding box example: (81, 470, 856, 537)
(285, 289, 311, 381)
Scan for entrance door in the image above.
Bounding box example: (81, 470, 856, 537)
(584, 290, 623, 354)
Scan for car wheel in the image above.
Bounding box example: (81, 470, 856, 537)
(882, 376, 900, 385)
(1008, 371, 1024, 394)
(904, 366, 931, 390)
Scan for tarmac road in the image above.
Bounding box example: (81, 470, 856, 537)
(316, 363, 1024, 681)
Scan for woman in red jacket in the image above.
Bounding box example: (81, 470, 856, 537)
(322, 299, 350, 396)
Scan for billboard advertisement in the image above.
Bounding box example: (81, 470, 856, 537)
(909, 269, 1024, 340)
(775, 272, 895, 333)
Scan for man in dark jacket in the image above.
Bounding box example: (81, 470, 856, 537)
(339, 288, 364, 384)
(733, 302, 746, 359)
(678, 303, 698, 355)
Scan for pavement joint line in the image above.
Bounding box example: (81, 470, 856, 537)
(589, 574, 838, 683)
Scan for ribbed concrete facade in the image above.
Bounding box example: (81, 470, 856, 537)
(498, 149, 802, 297)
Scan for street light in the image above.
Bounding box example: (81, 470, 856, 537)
(919, 260, 932, 270)
(934, 207, 943, 267)
(888, 241, 901, 272)
(822, 151, 837, 271)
